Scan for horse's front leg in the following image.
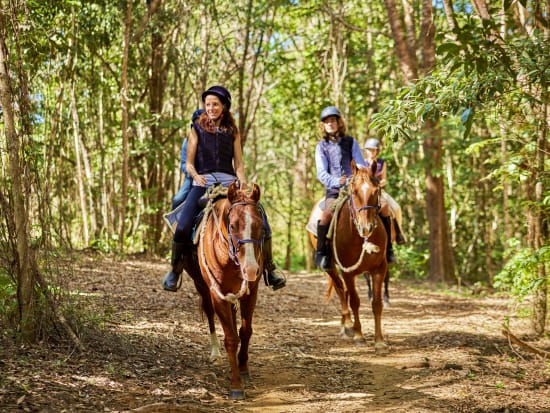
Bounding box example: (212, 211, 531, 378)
(328, 270, 353, 336)
(237, 287, 258, 385)
(213, 298, 244, 400)
(186, 260, 221, 361)
(344, 275, 365, 344)
(370, 269, 389, 354)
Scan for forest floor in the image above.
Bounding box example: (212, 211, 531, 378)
(1, 253, 549, 412)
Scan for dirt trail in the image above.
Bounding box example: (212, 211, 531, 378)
(1, 254, 549, 412)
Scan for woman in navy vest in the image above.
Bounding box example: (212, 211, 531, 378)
(314, 106, 366, 270)
(163, 86, 286, 292)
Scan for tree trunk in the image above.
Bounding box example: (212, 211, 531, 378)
(120, 0, 131, 251)
(384, 0, 456, 283)
(0, 3, 37, 343)
(147, 14, 166, 254)
(423, 124, 455, 283)
(531, 95, 548, 335)
(71, 78, 90, 246)
(383, 0, 418, 82)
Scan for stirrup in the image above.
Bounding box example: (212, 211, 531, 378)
(264, 268, 286, 291)
(315, 253, 331, 271)
(162, 271, 181, 292)
(386, 249, 396, 264)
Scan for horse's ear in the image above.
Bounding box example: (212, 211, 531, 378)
(351, 159, 358, 174)
(250, 183, 260, 202)
(369, 161, 377, 177)
(228, 180, 239, 202)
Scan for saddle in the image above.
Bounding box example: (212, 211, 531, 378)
(163, 184, 229, 244)
(305, 189, 348, 240)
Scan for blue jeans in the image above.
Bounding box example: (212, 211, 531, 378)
(173, 185, 272, 244)
(171, 177, 192, 210)
(173, 185, 207, 243)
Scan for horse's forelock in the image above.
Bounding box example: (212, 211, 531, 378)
(359, 167, 379, 187)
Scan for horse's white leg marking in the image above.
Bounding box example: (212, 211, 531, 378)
(209, 331, 221, 361)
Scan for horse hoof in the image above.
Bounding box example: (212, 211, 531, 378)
(353, 336, 366, 345)
(229, 389, 245, 400)
(240, 371, 250, 384)
(383, 300, 390, 309)
(343, 327, 355, 338)
(374, 342, 389, 354)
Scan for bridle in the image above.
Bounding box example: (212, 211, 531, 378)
(347, 175, 381, 239)
(331, 174, 381, 273)
(226, 201, 263, 266)
(201, 198, 263, 304)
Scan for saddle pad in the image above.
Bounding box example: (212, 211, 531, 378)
(163, 201, 186, 234)
(305, 198, 324, 236)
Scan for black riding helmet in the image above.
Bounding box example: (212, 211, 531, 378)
(320, 106, 341, 121)
(201, 86, 232, 110)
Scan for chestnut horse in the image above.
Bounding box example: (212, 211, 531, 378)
(182, 181, 264, 400)
(309, 161, 389, 353)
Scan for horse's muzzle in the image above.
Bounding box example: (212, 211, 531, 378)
(357, 221, 375, 239)
(243, 263, 259, 282)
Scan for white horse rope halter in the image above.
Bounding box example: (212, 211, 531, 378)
(332, 179, 381, 273)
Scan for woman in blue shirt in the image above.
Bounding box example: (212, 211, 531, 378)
(314, 106, 366, 270)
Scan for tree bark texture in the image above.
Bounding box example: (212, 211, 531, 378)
(531, 89, 548, 335)
(145, 2, 166, 254)
(384, 0, 456, 283)
(120, 0, 131, 250)
(0, 3, 37, 343)
(384, 0, 418, 82)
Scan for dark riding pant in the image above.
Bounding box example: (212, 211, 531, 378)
(173, 185, 207, 243)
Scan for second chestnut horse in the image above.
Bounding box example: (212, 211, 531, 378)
(309, 161, 389, 353)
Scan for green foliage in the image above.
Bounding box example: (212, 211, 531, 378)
(493, 239, 549, 300)
(0, 272, 18, 330)
(391, 245, 430, 281)
(2, 0, 547, 285)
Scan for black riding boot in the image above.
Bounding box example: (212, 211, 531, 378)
(262, 237, 286, 291)
(393, 218, 406, 245)
(162, 241, 187, 292)
(315, 222, 331, 271)
(380, 216, 396, 263)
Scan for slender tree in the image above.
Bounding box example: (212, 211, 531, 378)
(0, 0, 37, 343)
(120, 0, 132, 250)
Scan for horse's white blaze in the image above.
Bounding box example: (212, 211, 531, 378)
(242, 211, 259, 281)
(356, 180, 375, 236)
(360, 181, 370, 199)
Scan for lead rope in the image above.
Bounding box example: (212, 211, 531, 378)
(332, 196, 380, 273)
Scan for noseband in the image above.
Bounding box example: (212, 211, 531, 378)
(226, 201, 263, 265)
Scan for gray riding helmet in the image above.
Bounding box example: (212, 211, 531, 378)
(364, 138, 381, 150)
(320, 106, 341, 121)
